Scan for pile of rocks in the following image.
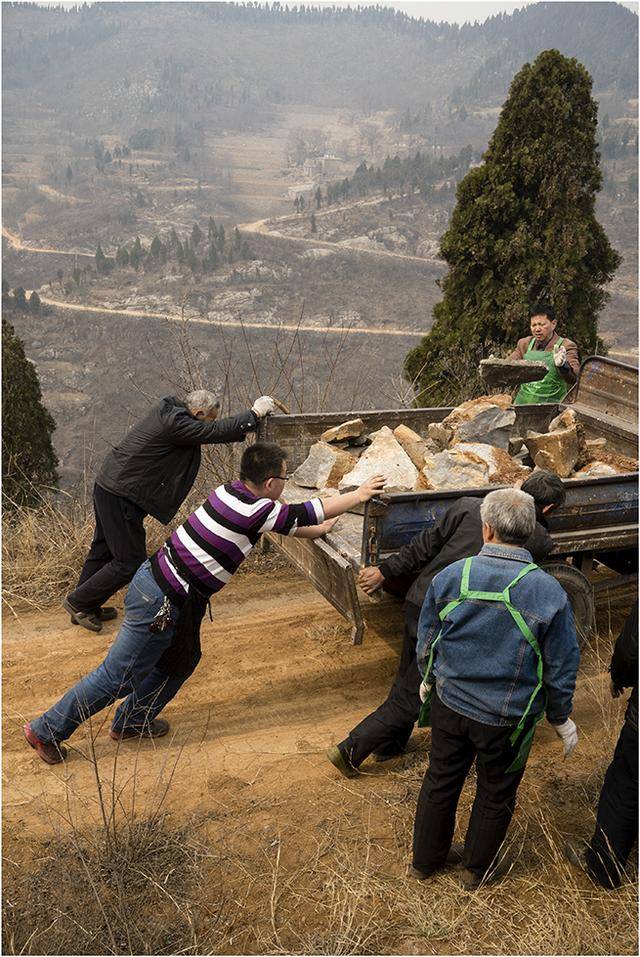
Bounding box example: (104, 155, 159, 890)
(524, 409, 638, 478)
(292, 395, 530, 494)
(291, 396, 637, 498)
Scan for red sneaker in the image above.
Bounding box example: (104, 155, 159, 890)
(24, 723, 68, 764)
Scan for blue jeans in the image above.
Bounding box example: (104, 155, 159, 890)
(32, 562, 187, 743)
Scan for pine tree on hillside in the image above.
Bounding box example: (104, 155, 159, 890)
(404, 50, 621, 405)
(115, 245, 130, 267)
(2, 318, 58, 507)
(95, 244, 107, 273)
(12, 287, 27, 310)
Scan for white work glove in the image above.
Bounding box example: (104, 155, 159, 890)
(419, 678, 432, 703)
(251, 395, 277, 418)
(553, 344, 568, 368)
(553, 718, 578, 758)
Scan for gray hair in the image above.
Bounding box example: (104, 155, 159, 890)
(185, 389, 220, 415)
(480, 488, 536, 546)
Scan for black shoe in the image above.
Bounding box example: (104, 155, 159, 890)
(372, 745, 405, 762)
(326, 744, 359, 778)
(63, 597, 102, 633)
(564, 837, 589, 871)
(110, 718, 170, 741)
(70, 605, 117, 626)
(460, 868, 483, 891)
(411, 843, 465, 881)
(447, 842, 464, 866)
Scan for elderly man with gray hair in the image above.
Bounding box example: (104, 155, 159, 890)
(411, 487, 580, 890)
(65, 389, 276, 632)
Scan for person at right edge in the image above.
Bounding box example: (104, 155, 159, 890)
(326, 470, 566, 777)
(411, 488, 580, 891)
(509, 302, 580, 405)
(565, 605, 638, 889)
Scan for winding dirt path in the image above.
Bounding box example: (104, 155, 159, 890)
(238, 213, 440, 264)
(2, 225, 94, 259)
(29, 293, 425, 339)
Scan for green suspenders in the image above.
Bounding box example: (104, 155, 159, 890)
(417, 556, 545, 773)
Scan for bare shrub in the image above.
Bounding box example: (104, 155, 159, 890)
(2, 492, 94, 614)
(3, 722, 226, 956)
(3, 817, 222, 956)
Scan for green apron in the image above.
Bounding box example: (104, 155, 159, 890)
(514, 336, 568, 405)
(417, 556, 545, 774)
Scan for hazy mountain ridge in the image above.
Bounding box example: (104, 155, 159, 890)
(3, 2, 637, 122)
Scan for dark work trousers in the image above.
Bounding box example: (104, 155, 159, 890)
(341, 601, 422, 767)
(585, 719, 638, 888)
(413, 693, 528, 878)
(68, 483, 147, 613)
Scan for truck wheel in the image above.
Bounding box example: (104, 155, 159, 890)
(541, 562, 595, 646)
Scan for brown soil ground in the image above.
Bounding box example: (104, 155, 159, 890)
(3, 568, 638, 955)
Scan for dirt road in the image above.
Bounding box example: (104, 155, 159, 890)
(239, 207, 442, 265)
(2, 225, 94, 259)
(26, 293, 425, 339)
(3, 569, 636, 954)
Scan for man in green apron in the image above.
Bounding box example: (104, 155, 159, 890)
(412, 488, 579, 890)
(510, 303, 580, 405)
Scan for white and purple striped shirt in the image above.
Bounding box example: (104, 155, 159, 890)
(151, 480, 324, 604)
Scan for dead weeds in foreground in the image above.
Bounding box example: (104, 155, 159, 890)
(3, 717, 227, 956)
(244, 756, 637, 956)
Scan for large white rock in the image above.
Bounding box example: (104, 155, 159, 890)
(419, 442, 529, 490)
(293, 442, 357, 489)
(575, 461, 618, 478)
(338, 426, 418, 492)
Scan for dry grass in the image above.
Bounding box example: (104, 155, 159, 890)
(3, 817, 223, 956)
(3, 718, 227, 956)
(2, 495, 95, 614)
(239, 740, 637, 956)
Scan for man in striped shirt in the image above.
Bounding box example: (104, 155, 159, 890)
(25, 443, 385, 764)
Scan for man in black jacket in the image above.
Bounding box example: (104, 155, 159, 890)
(327, 470, 566, 777)
(566, 605, 638, 888)
(65, 390, 276, 632)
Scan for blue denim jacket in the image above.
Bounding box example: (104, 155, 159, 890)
(416, 544, 579, 727)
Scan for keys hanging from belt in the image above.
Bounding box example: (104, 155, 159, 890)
(150, 595, 173, 633)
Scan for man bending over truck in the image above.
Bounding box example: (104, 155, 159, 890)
(24, 444, 385, 764)
(327, 470, 566, 778)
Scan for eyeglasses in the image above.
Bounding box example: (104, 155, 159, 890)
(265, 473, 291, 482)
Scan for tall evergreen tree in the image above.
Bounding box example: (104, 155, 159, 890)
(95, 244, 107, 273)
(404, 50, 620, 405)
(12, 287, 27, 310)
(150, 235, 164, 260)
(115, 245, 130, 267)
(2, 319, 58, 507)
